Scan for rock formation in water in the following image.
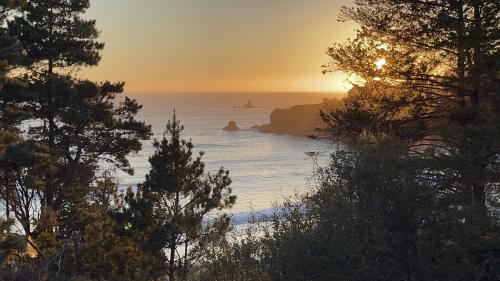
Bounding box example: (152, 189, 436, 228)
(243, 100, 257, 109)
(254, 98, 343, 137)
(233, 100, 271, 109)
(223, 121, 240, 131)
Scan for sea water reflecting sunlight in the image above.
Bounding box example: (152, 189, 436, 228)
(116, 94, 336, 223)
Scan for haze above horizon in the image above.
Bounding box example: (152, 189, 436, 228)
(82, 0, 356, 94)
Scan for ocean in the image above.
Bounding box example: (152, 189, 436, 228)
(117, 92, 338, 222)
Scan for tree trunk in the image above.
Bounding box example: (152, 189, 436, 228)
(472, 183, 488, 227)
(183, 241, 188, 280)
(168, 239, 176, 281)
(470, 0, 482, 110)
(45, 3, 56, 211)
(455, 0, 466, 107)
(45, 57, 55, 209)
(469, 0, 488, 229)
(168, 191, 181, 281)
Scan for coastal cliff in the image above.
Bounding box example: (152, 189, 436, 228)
(254, 99, 343, 137)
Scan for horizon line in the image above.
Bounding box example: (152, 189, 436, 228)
(124, 90, 348, 95)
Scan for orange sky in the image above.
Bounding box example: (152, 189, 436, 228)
(81, 0, 356, 93)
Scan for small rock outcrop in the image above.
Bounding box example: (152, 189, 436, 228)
(243, 100, 257, 109)
(223, 121, 240, 132)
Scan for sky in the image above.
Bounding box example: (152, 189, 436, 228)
(81, 0, 356, 94)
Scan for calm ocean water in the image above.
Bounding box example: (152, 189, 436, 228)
(117, 93, 337, 221)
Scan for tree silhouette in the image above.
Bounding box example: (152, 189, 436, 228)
(123, 113, 236, 280)
(5, 0, 151, 235)
(323, 0, 499, 227)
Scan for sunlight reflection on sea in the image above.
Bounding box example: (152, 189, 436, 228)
(116, 96, 335, 222)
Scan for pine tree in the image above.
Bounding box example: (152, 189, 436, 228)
(0, 0, 28, 221)
(323, 0, 499, 228)
(5, 0, 152, 233)
(0, 3, 153, 278)
(0, 3, 32, 278)
(124, 113, 236, 280)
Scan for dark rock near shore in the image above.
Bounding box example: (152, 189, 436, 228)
(253, 99, 343, 137)
(254, 104, 321, 137)
(223, 121, 240, 131)
(243, 100, 257, 109)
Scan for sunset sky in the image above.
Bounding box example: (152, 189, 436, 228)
(82, 0, 356, 93)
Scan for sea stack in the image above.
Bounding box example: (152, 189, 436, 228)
(223, 121, 240, 131)
(243, 100, 257, 109)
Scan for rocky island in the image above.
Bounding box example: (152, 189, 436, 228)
(243, 100, 257, 109)
(234, 100, 270, 109)
(223, 121, 240, 131)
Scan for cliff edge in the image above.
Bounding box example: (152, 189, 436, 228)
(254, 98, 343, 137)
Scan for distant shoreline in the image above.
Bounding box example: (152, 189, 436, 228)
(129, 91, 346, 109)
